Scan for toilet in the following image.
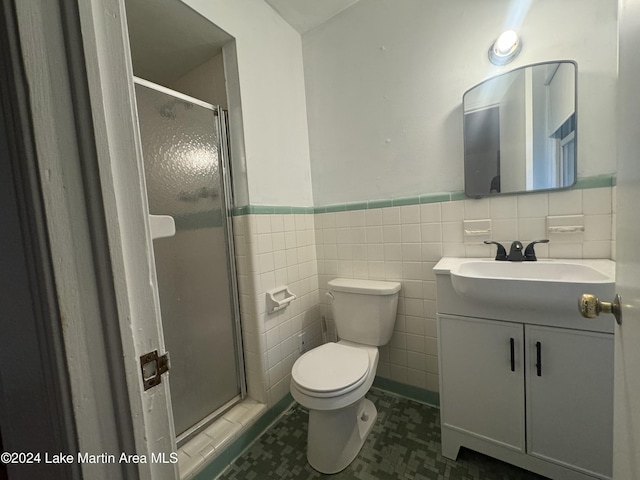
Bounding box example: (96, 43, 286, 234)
(290, 278, 401, 474)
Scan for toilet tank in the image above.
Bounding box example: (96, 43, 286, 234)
(327, 278, 401, 346)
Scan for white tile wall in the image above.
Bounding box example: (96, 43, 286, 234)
(314, 187, 614, 393)
(232, 213, 321, 407)
(316, 209, 441, 392)
(220, 187, 613, 427)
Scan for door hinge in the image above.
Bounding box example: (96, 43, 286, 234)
(140, 350, 170, 391)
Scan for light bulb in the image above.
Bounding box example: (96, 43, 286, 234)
(488, 30, 522, 65)
(495, 30, 518, 55)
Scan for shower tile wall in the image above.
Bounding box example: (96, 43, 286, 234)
(233, 213, 321, 407)
(315, 187, 615, 393)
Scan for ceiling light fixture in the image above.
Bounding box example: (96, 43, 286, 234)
(488, 30, 522, 65)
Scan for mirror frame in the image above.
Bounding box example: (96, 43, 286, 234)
(462, 60, 578, 198)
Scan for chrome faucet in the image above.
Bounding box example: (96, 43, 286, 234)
(484, 240, 549, 262)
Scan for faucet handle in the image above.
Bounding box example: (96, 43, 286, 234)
(484, 241, 508, 261)
(524, 239, 550, 261)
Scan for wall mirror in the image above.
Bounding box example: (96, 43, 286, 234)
(463, 61, 577, 198)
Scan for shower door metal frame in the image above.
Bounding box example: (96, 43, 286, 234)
(132, 77, 246, 443)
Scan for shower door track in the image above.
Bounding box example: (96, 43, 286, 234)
(134, 76, 218, 111)
(176, 394, 242, 446)
(133, 76, 247, 444)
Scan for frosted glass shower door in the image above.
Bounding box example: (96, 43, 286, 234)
(134, 81, 243, 438)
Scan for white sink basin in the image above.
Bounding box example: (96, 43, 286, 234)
(453, 261, 610, 282)
(448, 259, 615, 312)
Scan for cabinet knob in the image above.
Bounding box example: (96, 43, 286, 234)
(578, 293, 622, 325)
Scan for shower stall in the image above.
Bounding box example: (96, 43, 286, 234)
(133, 78, 245, 443)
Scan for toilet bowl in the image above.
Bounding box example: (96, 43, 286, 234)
(290, 278, 401, 474)
(290, 340, 379, 473)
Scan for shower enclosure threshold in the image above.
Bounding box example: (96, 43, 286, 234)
(177, 398, 267, 479)
(177, 395, 243, 447)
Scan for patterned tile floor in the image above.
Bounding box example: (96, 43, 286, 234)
(218, 389, 548, 479)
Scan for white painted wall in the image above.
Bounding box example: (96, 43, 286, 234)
(180, 0, 314, 207)
(170, 53, 228, 108)
(303, 0, 618, 205)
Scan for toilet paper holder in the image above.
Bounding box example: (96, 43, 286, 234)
(266, 286, 297, 314)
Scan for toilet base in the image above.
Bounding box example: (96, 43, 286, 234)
(307, 397, 377, 474)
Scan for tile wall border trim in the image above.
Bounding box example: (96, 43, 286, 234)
(194, 394, 295, 480)
(373, 377, 440, 408)
(231, 174, 615, 216)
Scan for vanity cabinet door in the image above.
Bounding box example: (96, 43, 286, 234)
(439, 315, 525, 452)
(525, 325, 613, 478)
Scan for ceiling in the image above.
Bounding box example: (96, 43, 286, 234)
(264, 0, 361, 34)
(124, 0, 360, 86)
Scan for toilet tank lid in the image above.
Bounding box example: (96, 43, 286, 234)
(328, 278, 401, 295)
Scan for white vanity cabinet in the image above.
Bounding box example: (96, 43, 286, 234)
(435, 258, 615, 480)
(525, 325, 613, 477)
(439, 315, 525, 454)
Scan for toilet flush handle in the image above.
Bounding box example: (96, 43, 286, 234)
(325, 291, 335, 301)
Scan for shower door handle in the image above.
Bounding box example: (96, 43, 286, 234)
(149, 214, 175, 240)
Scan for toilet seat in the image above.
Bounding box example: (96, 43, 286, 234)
(292, 342, 370, 397)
